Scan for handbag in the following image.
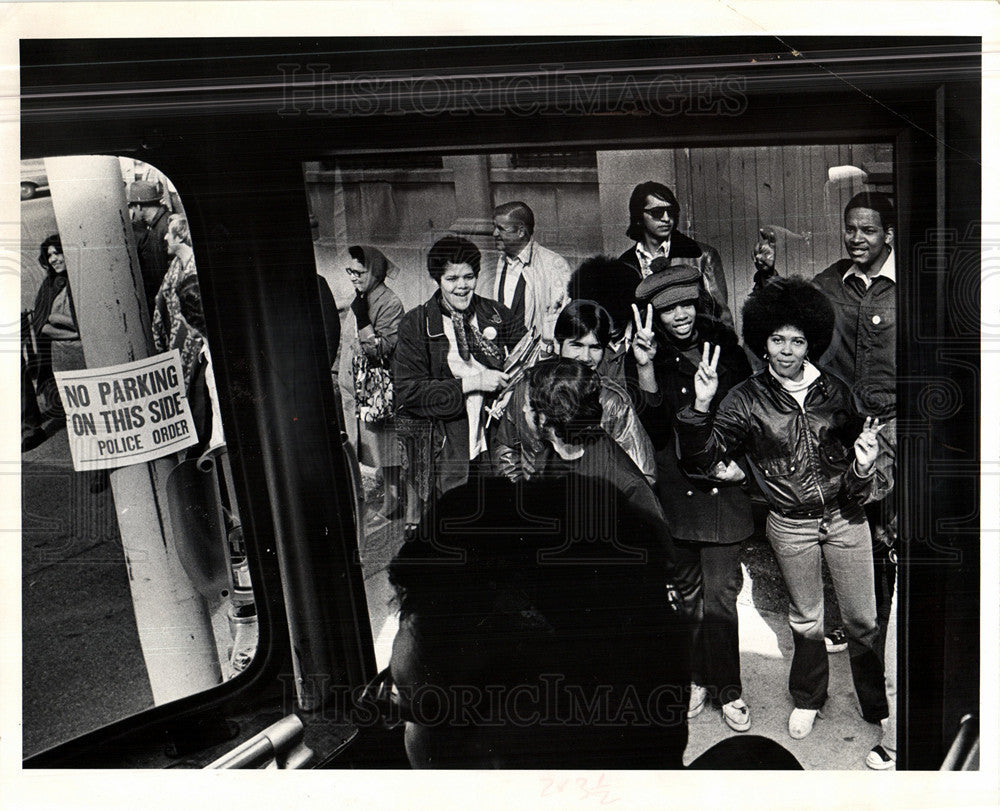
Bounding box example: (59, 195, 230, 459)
(351, 352, 394, 425)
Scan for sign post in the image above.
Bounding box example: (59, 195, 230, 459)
(46, 155, 222, 702)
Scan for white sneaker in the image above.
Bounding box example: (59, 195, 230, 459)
(687, 684, 709, 719)
(722, 698, 752, 732)
(865, 745, 896, 770)
(788, 708, 819, 739)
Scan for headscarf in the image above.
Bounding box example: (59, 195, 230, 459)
(348, 244, 393, 288)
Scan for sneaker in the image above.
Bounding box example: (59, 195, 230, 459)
(721, 698, 752, 732)
(687, 684, 709, 719)
(824, 628, 848, 653)
(865, 744, 896, 770)
(788, 708, 819, 739)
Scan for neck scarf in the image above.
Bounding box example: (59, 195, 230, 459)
(441, 297, 505, 368)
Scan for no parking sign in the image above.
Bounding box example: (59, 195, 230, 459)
(53, 350, 199, 471)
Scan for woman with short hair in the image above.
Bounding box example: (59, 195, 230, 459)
(394, 235, 526, 499)
(676, 276, 889, 740)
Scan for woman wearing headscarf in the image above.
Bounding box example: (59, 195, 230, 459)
(338, 245, 405, 519)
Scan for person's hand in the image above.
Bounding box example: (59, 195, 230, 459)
(350, 293, 371, 329)
(753, 227, 776, 273)
(631, 303, 657, 367)
(464, 368, 510, 394)
(708, 459, 746, 482)
(853, 416, 883, 475)
(692, 342, 721, 412)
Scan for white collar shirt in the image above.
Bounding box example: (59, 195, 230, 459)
(843, 248, 896, 289)
(495, 242, 532, 308)
(635, 239, 671, 278)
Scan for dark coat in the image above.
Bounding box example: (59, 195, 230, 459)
(812, 259, 896, 419)
(316, 275, 340, 368)
(637, 317, 753, 543)
(619, 230, 733, 331)
(133, 206, 171, 313)
(394, 292, 526, 494)
(387, 476, 689, 769)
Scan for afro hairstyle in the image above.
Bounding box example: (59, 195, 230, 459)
(741, 275, 835, 360)
(567, 255, 639, 340)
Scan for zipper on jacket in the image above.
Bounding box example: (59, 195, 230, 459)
(795, 400, 827, 509)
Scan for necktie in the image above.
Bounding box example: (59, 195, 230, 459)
(845, 274, 868, 298)
(497, 256, 509, 304)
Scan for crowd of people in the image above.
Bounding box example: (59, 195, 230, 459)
(22, 179, 254, 675)
(22, 173, 898, 769)
(352, 182, 899, 770)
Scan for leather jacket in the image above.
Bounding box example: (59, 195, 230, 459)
(675, 367, 890, 518)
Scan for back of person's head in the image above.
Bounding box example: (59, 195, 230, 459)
(427, 234, 481, 280)
(568, 255, 639, 340)
(527, 357, 603, 444)
(386, 473, 690, 769)
(554, 299, 613, 348)
(844, 191, 896, 232)
(626, 180, 681, 241)
(493, 201, 535, 236)
(741, 275, 835, 360)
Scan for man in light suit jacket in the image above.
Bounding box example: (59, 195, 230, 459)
(489, 201, 572, 350)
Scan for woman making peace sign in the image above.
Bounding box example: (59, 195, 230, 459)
(675, 276, 889, 741)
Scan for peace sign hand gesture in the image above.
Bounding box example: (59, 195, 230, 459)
(692, 342, 722, 412)
(631, 303, 657, 367)
(853, 417, 884, 476)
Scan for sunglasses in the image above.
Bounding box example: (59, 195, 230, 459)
(643, 206, 674, 220)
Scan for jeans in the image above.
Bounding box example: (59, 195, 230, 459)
(881, 577, 898, 757)
(673, 540, 744, 705)
(766, 506, 888, 721)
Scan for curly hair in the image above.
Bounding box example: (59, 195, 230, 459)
(37, 234, 63, 273)
(527, 357, 604, 445)
(741, 275, 835, 360)
(427, 234, 481, 281)
(567, 255, 639, 340)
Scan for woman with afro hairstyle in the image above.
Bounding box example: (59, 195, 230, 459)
(674, 276, 890, 741)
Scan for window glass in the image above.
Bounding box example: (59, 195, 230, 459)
(21, 157, 257, 757)
(303, 144, 897, 770)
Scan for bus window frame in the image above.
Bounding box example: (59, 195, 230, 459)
(19, 36, 981, 770)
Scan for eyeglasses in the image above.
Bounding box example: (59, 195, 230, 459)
(643, 206, 674, 220)
(345, 266, 369, 278)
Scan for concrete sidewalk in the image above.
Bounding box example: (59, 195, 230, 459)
(683, 566, 883, 770)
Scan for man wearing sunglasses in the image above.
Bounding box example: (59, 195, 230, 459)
(619, 180, 733, 331)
